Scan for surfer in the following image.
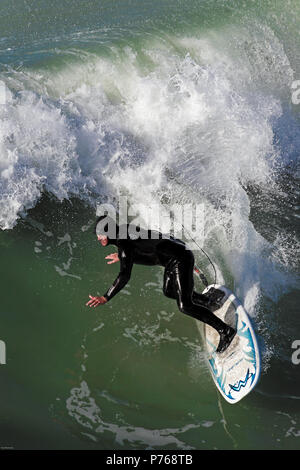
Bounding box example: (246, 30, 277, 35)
(86, 216, 236, 353)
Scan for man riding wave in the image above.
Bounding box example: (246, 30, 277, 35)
(86, 215, 236, 354)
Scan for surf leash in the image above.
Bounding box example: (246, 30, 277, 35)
(180, 223, 217, 287)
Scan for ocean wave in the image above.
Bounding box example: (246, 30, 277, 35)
(0, 21, 298, 323)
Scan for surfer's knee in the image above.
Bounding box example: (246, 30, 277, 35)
(163, 282, 169, 296)
(163, 288, 175, 299)
(177, 298, 193, 316)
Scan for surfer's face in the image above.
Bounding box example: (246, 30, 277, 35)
(97, 234, 108, 247)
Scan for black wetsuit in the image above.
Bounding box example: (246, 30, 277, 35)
(102, 225, 229, 337)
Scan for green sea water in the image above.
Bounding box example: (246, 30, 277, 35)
(0, 0, 300, 450)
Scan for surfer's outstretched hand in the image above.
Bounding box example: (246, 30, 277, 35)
(86, 295, 107, 307)
(105, 253, 119, 265)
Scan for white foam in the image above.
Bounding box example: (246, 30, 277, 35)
(0, 24, 297, 320)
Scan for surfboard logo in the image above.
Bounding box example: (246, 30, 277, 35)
(229, 369, 255, 393)
(208, 323, 259, 402)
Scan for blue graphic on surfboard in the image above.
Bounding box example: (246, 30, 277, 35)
(199, 284, 260, 404)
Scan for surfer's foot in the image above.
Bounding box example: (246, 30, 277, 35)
(200, 288, 225, 311)
(207, 287, 225, 304)
(216, 325, 236, 354)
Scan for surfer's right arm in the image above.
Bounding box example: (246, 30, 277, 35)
(103, 243, 133, 302)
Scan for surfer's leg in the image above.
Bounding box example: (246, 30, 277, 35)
(192, 289, 225, 311)
(172, 253, 225, 329)
(163, 266, 177, 299)
(177, 287, 227, 334)
(192, 291, 211, 305)
(172, 253, 236, 352)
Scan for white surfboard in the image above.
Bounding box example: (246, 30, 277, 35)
(198, 284, 260, 404)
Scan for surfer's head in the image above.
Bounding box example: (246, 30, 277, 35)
(95, 214, 119, 246)
(97, 232, 109, 247)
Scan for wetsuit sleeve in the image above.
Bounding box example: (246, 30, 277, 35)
(104, 244, 133, 302)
